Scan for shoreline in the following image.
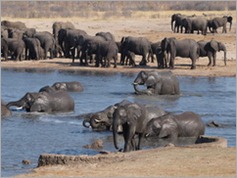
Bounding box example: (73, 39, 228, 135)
(1, 58, 236, 77)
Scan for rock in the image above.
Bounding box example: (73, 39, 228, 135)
(83, 139, 103, 150)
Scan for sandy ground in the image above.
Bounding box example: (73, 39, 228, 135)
(2, 14, 236, 177)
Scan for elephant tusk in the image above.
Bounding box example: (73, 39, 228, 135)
(94, 119, 101, 123)
(132, 82, 138, 85)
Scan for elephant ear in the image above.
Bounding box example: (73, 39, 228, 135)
(145, 75, 156, 87)
(158, 123, 172, 138)
(127, 104, 142, 122)
(210, 40, 219, 52)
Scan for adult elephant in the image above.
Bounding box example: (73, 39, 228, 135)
(58, 28, 87, 61)
(120, 36, 153, 66)
(112, 102, 167, 152)
(145, 112, 205, 141)
(161, 37, 199, 69)
(171, 13, 195, 33)
(182, 17, 208, 35)
(208, 16, 232, 33)
(151, 41, 168, 68)
(40, 81, 84, 92)
(7, 91, 74, 113)
(23, 36, 43, 60)
(1, 20, 26, 29)
(95, 31, 115, 42)
(198, 40, 227, 66)
(133, 70, 180, 95)
(33, 31, 56, 59)
(52, 21, 75, 42)
(1, 101, 12, 118)
(86, 38, 118, 68)
(82, 100, 131, 131)
(5, 38, 25, 61)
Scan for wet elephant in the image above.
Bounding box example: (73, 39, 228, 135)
(145, 112, 205, 141)
(112, 102, 167, 152)
(81, 100, 131, 131)
(40, 81, 84, 92)
(133, 70, 180, 95)
(7, 91, 74, 113)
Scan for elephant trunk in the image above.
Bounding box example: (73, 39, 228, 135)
(133, 83, 143, 95)
(171, 19, 174, 31)
(6, 100, 24, 109)
(112, 113, 119, 150)
(223, 50, 227, 66)
(229, 22, 232, 31)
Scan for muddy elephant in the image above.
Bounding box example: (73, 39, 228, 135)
(133, 70, 180, 95)
(208, 16, 232, 33)
(112, 102, 167, 152)
(1, 101, 12, 118)
(7, 91, 74, 113)
(198, 40, 227, 66)
(161, 37, 199, 69)
(145, 112, 205, 141)
(39, 81, 84, 92)
(120, 36, 153, 66)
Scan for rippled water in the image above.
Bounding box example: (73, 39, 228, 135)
(1, 68, 236, 177)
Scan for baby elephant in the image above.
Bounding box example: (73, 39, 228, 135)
(145, 112, 205, 140)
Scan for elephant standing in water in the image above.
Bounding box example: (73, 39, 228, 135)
(198, 40, 227, 66)
(133, 70, 180, 95)
(145, 112, 205, 141)
(112, 102, 167, 152)
(7, 91, 74, 113)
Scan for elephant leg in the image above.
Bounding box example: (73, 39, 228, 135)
(212, 52, 217, 66)
(190, 58, 196, 69)
(207, 52, 212, 66)
(136, 133, 143, 150)
(139, 55, 147, 66)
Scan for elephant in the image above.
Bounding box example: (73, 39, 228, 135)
(198, 40, 227, 66)
(171, 13, 196, 33)
(52, 21, 75, 43)
(116, 41, 136, 66)
(1, 20, 27, 29)
(7, 91, 74, 113)
(82, 100, 132, 131)
(112, 102, 167, 152)
(182, 17, 208, 35)
(95, 31, 115, 42)
(133, 70, 180, 95)
(1, 38, 8, 60)
(39, 81, 84, 92)
(161, 37, 200, 69)
(120, 36, 153, 66)
(151, 41, 168, 68)
(1, 100, 12, 118)
(86, 39, 118, 68)
(58, 28, 87, 61)
(33, 31, 56, 59)
(23, 36, 43, 60)
(145, 112, 205, 141)
(4, 38, 25, 61)
(208, 16, 232, 33)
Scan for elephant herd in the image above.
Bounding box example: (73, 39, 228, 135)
(171, 13, 233, 35)
(1, 18, 229, 69)
(2, 70, 206, 152)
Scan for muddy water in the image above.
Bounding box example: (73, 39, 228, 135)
(1, 69, 235, 177)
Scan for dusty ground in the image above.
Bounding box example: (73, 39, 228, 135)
(2, 11, 236, 177)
